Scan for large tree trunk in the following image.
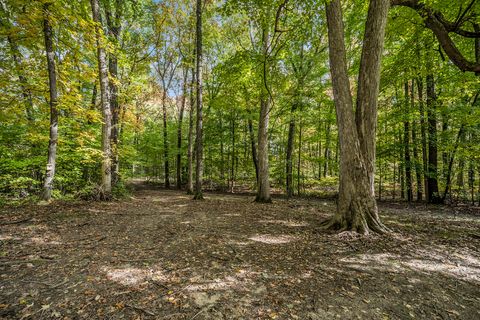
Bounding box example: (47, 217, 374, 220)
(255, 26, 272, 203)
(187, 68, 195, 194)
(193, 0, 204, 200)
(323, 0, 389, 234)
(91, 0, 112, 197)
(425, 71, 441, 203)
(42, 4, 58, 201)
(106, 0, 122, 187)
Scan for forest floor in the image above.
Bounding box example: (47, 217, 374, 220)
(1, 184, 480, 320)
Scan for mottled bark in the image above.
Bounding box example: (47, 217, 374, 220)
(91, 0, 112, 196)
(193, 0, 204, 200)
(42, 4, 58, 201)
(255, 26, 272, 203)
(106, 0, 122, 186)
(323, 0, 389, 234)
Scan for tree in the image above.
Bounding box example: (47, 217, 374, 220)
(322, 0, 390, 233)
(91, 0, 112, 197)
(42, 3, 59, 201)
(193, 0, 204, 200)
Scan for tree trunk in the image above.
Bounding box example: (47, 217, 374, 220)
(248, 117, 259, 185)
(410, 80, 422, 201)
(177, 69, 188, 189)
(91, 0, 112, 197)
(297, 120, 302, 196)
(417, 76, 428, 200)
(106, 1, 121, 187)
(285, 103, 296, 198)
(323, 121, 332, 178)
(255, 26, 272, 203)
(42, 4, 58, 201)
(162, 89, 170, 188)
(193, 0, 204, 200)
(230, 112, 236, 193)
(187, 67, 195, 194)
(426, 71, 441, 203)
(403, 81, 413, 202)
(323, 0, 389, 234)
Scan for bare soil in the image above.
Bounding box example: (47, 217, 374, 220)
(1, 185, 479, 319)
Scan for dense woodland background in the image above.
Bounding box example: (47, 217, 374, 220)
(0, 0, 479, 205)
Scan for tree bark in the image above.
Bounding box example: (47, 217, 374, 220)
(162, 89, 170, 188)
(285, 103, 296, 198)
(91, 0, 112, 197)
(411, 80, 422, 201)
(426, 71, 441, 203)
(106, 0, 121, 187)
(187, 68, 195, 194)
(193, 0, 204, 200)
(416, 76, 428, 200)
(42, 4, 58, 201)
(323, 0, 389, 234)
(404, 81, 413, 202)
(248, 117, 259, 185)
(255, 24, 272, 203)
(177, 69, 188, 189)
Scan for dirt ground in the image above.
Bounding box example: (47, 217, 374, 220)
(1, 185, 480, 319)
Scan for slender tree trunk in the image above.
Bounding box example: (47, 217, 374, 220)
(230, 113, 236, 193)
(323, 0, 389, 234)
(286, 103, 296, 198)
(42, 4, 58, 201)
(106, 1, 121, 187)
(426, 71, 441, 203)
(297, 120, 302, 196)
(404, 81, 413, 202)
(410, 80, 422, 200)
(177, 69, 188, 189)
(193, 0, 204, 200)
(187, 68, 195, 194)
(417, 76, 428, 200)
(248, 117, 259, 185)
(91, 0, 112, 197)
(162, 89, 170, 188)
(324, 121, 332, 178)
(255, 26, 272, 203)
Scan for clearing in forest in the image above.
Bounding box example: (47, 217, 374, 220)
(1, 186, 480, 319)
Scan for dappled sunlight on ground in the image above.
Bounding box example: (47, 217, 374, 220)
(340, 247, 480, 284)
(248, 234, 297, 244)
(103, 266, 167, 286)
